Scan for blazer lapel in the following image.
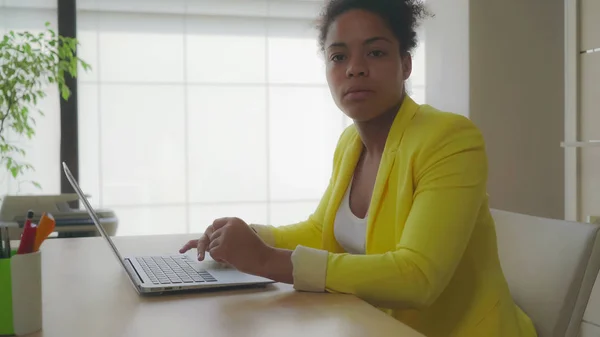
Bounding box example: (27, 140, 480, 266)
(320, 95, 420, 253)
(365, 96, 420, 250)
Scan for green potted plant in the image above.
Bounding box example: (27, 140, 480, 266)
(0, 22, 90, 192)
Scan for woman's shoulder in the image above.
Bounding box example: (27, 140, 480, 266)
(401, 103, 487, 167)
(409, 103, 480, 137)
(332, 101, 486, 156)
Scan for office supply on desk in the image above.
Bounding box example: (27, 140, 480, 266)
(0, 195, 118, 240)
(17, 210, 36, 255)
(33, 213, 55, 252)
(62, 162, 273, 295)
(0, 250, 43, 336)
(0, 211, 45, 335)
(0, 227, 4, 258)
(0, 227, 5, 258)
(1, 227, 10, 258)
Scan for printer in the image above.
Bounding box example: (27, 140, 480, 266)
(0, 194, 118, 240)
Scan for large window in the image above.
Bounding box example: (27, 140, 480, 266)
(1, 0, 425, 236)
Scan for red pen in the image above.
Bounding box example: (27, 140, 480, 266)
(17, 210, 36, 254)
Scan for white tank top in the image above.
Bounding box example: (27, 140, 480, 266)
(333, 180, 367, 254)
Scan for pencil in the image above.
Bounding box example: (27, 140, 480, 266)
(4, 227, 10, 257)
(0, 228, 4, 258)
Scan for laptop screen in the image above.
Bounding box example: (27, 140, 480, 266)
(62, 162, 128, 269)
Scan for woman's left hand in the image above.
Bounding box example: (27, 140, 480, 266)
(205, 217, 274, 276)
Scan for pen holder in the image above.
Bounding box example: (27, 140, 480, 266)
(0, 250, 42, 336)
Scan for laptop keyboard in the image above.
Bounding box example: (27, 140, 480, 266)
(136, 256, 217, 285)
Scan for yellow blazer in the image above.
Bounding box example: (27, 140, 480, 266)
(253, 96, 537, 337)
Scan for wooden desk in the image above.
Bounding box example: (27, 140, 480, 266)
(27, 234, 423, 337)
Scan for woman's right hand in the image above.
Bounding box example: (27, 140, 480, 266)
(179, 224, 217, 261)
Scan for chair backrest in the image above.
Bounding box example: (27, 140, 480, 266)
(492, 209, 600, 337)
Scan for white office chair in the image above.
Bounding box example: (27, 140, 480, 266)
(492, 209, 600, 337)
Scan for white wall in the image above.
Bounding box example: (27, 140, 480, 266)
(424, 0, 565, 220)
(423, 0, 470, 117)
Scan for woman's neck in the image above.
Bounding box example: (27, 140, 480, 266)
(353, 97, 404, 155)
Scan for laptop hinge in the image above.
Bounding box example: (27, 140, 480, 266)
(124, 258, 144, 284)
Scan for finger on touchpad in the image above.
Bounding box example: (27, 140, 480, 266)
(203, 260, 233, 269)
(192, 257, 233, 270)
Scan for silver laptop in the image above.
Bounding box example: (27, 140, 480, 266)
(62, 162, 274, 295)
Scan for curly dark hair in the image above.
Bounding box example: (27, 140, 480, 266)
(317, 0, 432, 55)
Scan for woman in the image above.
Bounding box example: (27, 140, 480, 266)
(180, 0, 537, 336)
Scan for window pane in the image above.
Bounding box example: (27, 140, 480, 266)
(267, 1, 322, 19)
(112, 205, 187, 236)
(78, 0, 185, 15)
(78, 83, 101, 208)
(97, 12, 184, 82)
(189, 203, 268, 234)
(187, 0, 267, 17)
(2, 7, 57, 32)
(344, 115, 353, 128)
(409, 86, 426, 105)
(4, 0, 56, 9)
(100, 84, 186, 206)
(269, 201, 319, 227)
(6, 85, 61, 196)
(77, 11, 99, 83)
(186, 16, 266, 84)
(407, 30, 426, 90)
(187, 85, 268, 203)
(269, 86, 342, 200)
(268, 19, 325, 84)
